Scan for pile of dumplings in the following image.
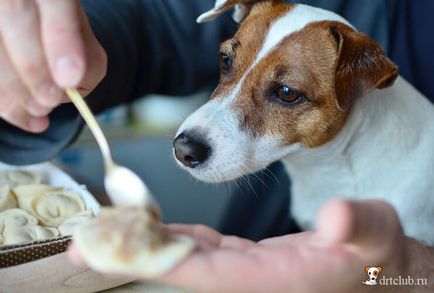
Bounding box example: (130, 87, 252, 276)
(0, 170, 93, 247)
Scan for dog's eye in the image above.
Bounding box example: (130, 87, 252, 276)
(220, 53, 233, 73)
(272, 85, 306, 105)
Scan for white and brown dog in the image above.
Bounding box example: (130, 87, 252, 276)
(173, 0, 434, 244)
(362, 266, 382, 286)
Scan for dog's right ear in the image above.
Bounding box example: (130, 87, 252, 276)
(197, 0, 277, 24)
(364, 266, 370, 273)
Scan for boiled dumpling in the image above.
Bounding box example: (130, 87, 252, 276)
(58, 210, 93, 236)
(0, 170, 41, 188)
(13, 185, 86, 227)
(74, 206, 195, 278)
(0, 208, 38, 234)
(0, 185, 17, 212)
(3, 225, 59, 245)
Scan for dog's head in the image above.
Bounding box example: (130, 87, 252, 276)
(365, 266, 382, 281)
(173, 0, 398, 183)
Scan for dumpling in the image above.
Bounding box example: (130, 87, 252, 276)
(13, 185, 86, 227)
(2, 226, 59, 246)
(0, 185, 17, 212)
(0, 208, 38, 234)
(0, 170, 41, 188)
(13, 184, 60, 206)
(58, 210, 93, 236)
(74, 206, 195, 278)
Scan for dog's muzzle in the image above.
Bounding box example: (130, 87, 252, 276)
(173, 132, 211, 168)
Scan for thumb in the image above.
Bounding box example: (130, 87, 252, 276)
(316, 198, 403, 249)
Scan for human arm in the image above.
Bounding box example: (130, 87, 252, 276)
(0, 0, 235, 165)
(71, 199, 434, 293)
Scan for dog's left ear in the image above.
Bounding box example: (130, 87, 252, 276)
(330, 24, 398, 111)
(197, 0, 275, 23)
(377, 266, 382, 273)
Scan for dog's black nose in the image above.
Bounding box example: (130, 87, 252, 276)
(173, 132, 210, 168)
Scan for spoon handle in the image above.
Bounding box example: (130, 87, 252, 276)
(66, 88, 114, 169)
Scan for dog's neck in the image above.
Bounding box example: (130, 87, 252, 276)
(281, 76, 434, 229)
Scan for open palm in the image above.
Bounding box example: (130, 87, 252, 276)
(157, 199, 406, 293)
(70, 199, 431, 293)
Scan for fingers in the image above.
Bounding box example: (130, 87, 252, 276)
(0, 94, 49, 132)
(0, 0, 63, 108)
(0, 0, 105, 132)
(67, 242, 87, 267)
(165, 224, 255, 250)
(219, 235, 255, 250)
(316, 198, 355, 244)
(0, 43, 49, 132)
(160, 247, 263, 292)
(69, 224, 264, 292)
(317, 198, 403, 248)
(165, 224, 222, 248)
(0, 38, 52, 129)
(37, 0, 86, 88)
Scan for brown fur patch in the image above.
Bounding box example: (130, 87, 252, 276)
(212, 1, 292, 99)
(211, 2, 397, 149)
(218, 18, 350, 148)
(331, 23, 398, 111)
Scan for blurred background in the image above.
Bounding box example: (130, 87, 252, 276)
(55, 92, 233, 229)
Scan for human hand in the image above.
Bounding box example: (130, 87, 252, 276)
(0, 0, 106, 133)
(69, 199, 434, 293)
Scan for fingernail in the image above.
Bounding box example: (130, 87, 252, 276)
(28, 117, 49, 133)
(55, 56, 84, 87)
(37, 83, 63, 106)
(27, 98, 51, 117)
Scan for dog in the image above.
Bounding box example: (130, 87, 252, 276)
(362, 266, 382, 285)
(173, 0, 434, 245)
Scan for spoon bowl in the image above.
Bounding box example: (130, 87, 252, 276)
(66, 88, 156, 209)
(104, 165, 152, 207)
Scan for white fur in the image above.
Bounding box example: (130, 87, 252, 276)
(175, 99, 300, 183)
(255, 5, 353, 62)
(284, 77, 434, 244)
(215, 0, 228, 8)
(196, 0, 227, 23)
(197, 0, 250, 23)
(178, 3, 434, 245)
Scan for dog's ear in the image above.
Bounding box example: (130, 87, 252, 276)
(364, 266, 370, 273)
(330, 24, 398, 111)
(377, 266, 382, 273)
(197, 0, 278, 23)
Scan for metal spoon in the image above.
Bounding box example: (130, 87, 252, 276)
(65, 88, 156, 209)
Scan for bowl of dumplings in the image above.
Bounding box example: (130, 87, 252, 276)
(0, 163, 132, 293)
(0, 170, 93, 248)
